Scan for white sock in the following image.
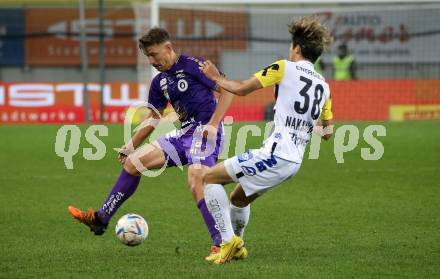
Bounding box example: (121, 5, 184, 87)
(230, 203, 250, 239)
(204, 184, 235, 243)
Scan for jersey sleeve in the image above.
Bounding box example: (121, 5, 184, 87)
(147, 76, 168, 111)
(253, 60, 286, 88)
(186, 56, 218, 91)
(196, 69, 217, 91)
(320, 93, 333, 121)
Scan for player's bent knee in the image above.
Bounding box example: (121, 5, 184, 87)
(230, 194, 249, 208)
(189, 184, 202, 197)
(203, 170, 215, 185)
(188, 168, 203, 185)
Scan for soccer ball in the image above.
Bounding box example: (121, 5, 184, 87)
(115, 213, 148, 246)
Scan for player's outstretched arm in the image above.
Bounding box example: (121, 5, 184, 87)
(210, 88, 234, 124)
(199, 60, 262, 96)
(130, 108, 163, 148)
(202, 88, 234, 140)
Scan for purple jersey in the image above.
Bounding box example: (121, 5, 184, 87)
(148, 54, 218, 126)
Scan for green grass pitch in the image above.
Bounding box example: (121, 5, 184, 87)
(0, 121, 439, 278)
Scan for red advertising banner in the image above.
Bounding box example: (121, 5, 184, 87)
(1, 81, 440, 124)
(330, 80, 440, 121)
(25, 8, 137, 66)
(0, 82, 147, 123)
(238, 80, 440, 121)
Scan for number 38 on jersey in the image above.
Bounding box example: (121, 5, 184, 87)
(254, 59, 333, 123)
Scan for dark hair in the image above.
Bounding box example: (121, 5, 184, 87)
(289, 16, 333, 63)
(138, 27, 170, 49)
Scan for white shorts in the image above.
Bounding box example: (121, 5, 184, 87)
(224, 148, 300, 197)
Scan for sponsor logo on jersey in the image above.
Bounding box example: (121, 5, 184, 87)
(160, 78, 167, 86)
(296, 65, 324, 80)
(241, 165, 256, 176)
(161, 84, 169, 100)
(178, 79, 188, 92)
(167, 77, 174, 85)
(240, 155, 278, 176)
(164, 90, 170, 100)
(238, 151, 253, 162)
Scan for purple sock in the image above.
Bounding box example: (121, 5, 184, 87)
(96, 169, 141, 224)
(198, 199, 222, 246)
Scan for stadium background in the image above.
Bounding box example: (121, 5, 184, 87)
(1, 0, 440, 123)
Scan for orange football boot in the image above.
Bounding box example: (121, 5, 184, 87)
(68, 206, 107, 235)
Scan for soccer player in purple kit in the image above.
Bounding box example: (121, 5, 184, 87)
(68, 27, 233, 260)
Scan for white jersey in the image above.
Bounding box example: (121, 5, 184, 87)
(254, 59, 333, 163)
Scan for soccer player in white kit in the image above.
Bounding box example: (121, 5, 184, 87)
(199, 16, 334, 264)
